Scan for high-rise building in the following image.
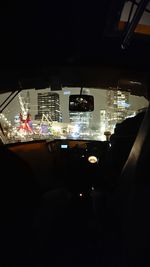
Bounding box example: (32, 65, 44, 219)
(35, 92, 61, 122)
(106, 89, 130, 133)
(69, 112, 92, 125)
(99, 109, 107, 134)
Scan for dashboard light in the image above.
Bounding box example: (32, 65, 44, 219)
(88, 155, 98, 164)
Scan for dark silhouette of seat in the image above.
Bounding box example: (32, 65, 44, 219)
(0, 146, 39, 266)
(93, 105, 150, 266)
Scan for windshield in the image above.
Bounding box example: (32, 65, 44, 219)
(0, 87, 148, 144)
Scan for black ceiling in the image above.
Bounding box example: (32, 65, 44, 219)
(0, 0, 149, 91)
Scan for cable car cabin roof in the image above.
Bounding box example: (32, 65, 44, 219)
(0, 0, 149, 95)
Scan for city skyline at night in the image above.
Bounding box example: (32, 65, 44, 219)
(0, 87, 148, 142)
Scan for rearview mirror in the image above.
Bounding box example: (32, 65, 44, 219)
(69, 95, 94, 112)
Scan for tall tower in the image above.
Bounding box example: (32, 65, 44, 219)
(18, 91, 30, 116)
(35, 92, 61, 122)
(106, 89, 130, 133)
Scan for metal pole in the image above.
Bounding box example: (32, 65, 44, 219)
(0, 90, 22, 113)
(121, 0, 150, 49)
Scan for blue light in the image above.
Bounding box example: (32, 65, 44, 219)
(61, 144, 68, 148)
(63, 91, 70, 95)
(117, 101, 130, 108)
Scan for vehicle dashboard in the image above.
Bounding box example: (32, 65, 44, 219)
(7, 139, 109, 194)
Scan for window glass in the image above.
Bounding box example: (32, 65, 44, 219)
(0, 87, 148, 143)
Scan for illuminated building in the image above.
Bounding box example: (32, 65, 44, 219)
(106, 89, 130, 133)
(99, 109, 107, 140)
(69, 88, 93, 138)
(35, 92, 62, 122)
(69, 112, 92, 125)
